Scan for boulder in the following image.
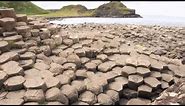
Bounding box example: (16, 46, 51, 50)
(98, 61, 116, 72)
(0, 8, 16, 18)
(0, 18, 15, 31)
(3, 76, 25, 91)
(79, 91, 97, 105)
(45, 87, 69, 105)
(0, 99, 24, 105)
(61, 84, 78, 104)
(97, 93, 114, 105)
(24, 89, 45, 103)
(16, 14, 27, 22)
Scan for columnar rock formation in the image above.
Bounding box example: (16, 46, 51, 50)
(0, 8, 184, 105)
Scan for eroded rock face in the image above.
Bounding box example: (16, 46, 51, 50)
(0, 8, 184, 105)
(151, 78, 185, 105)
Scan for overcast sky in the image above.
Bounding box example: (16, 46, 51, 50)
(31, 1, 185, 17)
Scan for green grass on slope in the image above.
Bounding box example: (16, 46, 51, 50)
(44, 5, 94, 17)
(0, 1, 49, 15)
(43, 1, 136, 18)
(93, 1, 135, 16)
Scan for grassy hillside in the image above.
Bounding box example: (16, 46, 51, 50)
(45, 5, 94, 17)
(44, 1, 140, 18)
(93, 1, 136, 17)
(0, 1, 48, 15)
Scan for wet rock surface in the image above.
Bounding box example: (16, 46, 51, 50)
(0, 8, 185, 105)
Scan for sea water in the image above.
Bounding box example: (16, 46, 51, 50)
(50, 15, 185, 27)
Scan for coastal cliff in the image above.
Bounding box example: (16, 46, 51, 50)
(92, 1, 141, 18)
(45, 1, 142, 18)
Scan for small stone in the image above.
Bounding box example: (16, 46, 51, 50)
(49, 63, 64, 76)
(19, 59, 34, 69)
(74, 48, 86, 57)
(4, 35, 22, 43)
(34, 62, 50, 71)
(4, 76, 25, 91)
(63, 63, 77, 70)
(0, 52, 19, 64)
(39, 28, 50, 40)
(20, 52, 36, 60)
(71, 80, 86, 93)
(63, 39, 73, 46)
(44, 77, 61, 89)
(67, 54, 81, 66)
(16, 14, 27, 22)
(161, 81, 169, 89)
(85, 62, 97, 71)
(56, 74, 71, 85)
(97, 54, 108, 62)
(15, 26, 30, 36)
(125, 57, 137, 67)
(37, 53, 52, 65)
(137, 57, 151, 68)
(109, 67, 121, 76)
(119, 44, 131, 54)
(0, 8, 16, 18)
(61, 84, 78, 104)
(0, 98, 24, 105)
(0, 18, 15, 31)
(63, 70, 76, 80)
(72, 44, 82, 49)
(98, 61, 116, 72)
(31, 29, 39, 37)
(108, 81, 124, 94)
(144, 77, 161, 90)
(24, 89, 45, 103)
(80, 57, 90, 64)
(150, 71, 162, 80)
(128, 75, 143, 90)
(126, 98, 151, 105)
(50, 56, 67, 65)
(105, 90, 120, 103)
(6, 90, 25, 99)
(23, 77, 46, 90)
(79, 91, 97, 105)
(75, 69, 87, 79)
(16, 22, 27, 27)
(1, 61, 23, 77)
(40, 45, 52, 56)
(104, 71, 118, 82)
(40, 70, 54, 79)
(122, 88, 138, 99)
(161, 73, 174, 84)
(138, 85, 152, 98)
(85, 79, 103, 95)
(136, 67, 151, 77)
(122, 66, 137, 77)
(24, 68, 41, 79)
(0, 41, 9, 52)
(45, 87, 69, 105)
(114, 77, 129, 86)
(97, 93, 114, 105)
(150, 59, 163, 71)
(91, 59, 102, 66)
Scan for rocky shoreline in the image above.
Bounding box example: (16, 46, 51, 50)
(0, 8, 185, 105)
